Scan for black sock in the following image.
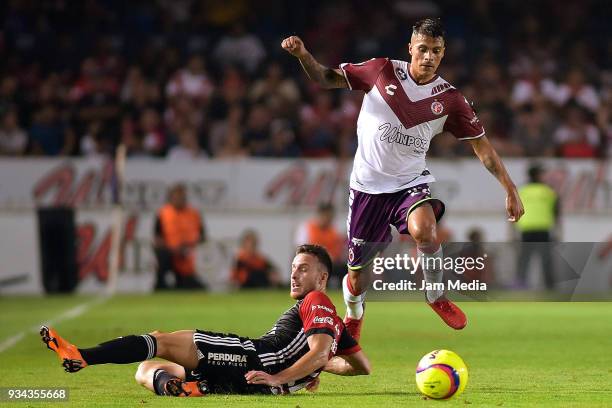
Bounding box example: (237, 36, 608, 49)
(78, 334, 157, 365)
(153, 369, 180, 396)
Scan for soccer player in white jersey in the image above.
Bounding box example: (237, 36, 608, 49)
(282, 18, 524, 340)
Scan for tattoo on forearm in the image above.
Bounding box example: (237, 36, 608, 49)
(298, 53, 346, 88)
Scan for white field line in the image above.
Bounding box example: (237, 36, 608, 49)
(0, 296, 109, 353)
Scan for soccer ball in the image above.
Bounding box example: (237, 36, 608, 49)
(415, 349, 468, 399)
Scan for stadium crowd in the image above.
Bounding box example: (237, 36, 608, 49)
(0, 0, 609, 159)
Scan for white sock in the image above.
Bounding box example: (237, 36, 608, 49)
(342, 274, 365, 319)
(419, 246, 444, 303)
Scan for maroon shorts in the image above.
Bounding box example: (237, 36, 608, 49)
(346, 184, 445, 269)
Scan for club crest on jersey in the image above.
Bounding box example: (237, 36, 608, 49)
(431, 101, 444, 115)
(395, 67, 407, 80)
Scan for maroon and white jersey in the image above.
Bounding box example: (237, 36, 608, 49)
(340, 58, 485, 194)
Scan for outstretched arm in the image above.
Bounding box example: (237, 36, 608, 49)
(323, 350, 371, 376)
(245, 333, 332, 387)
(469, 136, 524, 222)
(281, 36, 348, 89)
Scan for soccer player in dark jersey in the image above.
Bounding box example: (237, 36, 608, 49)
(282, 18, 524, 339)
(40, 244, 370, 396)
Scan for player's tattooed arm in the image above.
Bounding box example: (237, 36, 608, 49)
(469, 136, 525, 222)
(281, 36, 348, 89)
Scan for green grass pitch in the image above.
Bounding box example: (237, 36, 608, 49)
(1, 291, 612, 407)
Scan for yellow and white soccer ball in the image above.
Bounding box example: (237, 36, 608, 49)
(415, 349, 468, 399)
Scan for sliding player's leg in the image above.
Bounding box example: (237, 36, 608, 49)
(41, 326, 207, 396)
(40, 326, 160, 373)
(135, 360, 207, 397)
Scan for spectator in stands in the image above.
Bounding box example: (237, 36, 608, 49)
(249, 61, 301, 118)
(208, 104, 244, 157)
(243, 104, 272, 156)
(259, 119, 300, 158)
(548, 68, 600, 113)
(231, 229, 281, 288)
(295, 202, 345, 287)
(165, 55, 214, 106)
(510, 104, 556, 157)
(80, 120, 111, 159)
(553, 104, 601, 158)
(299, 93, 339, 157)
(215, 126, 249, 159)
(0, 107, 27, 155)
(29, 105, 75, 156)
(167, 127, 208, 160)
(0, 1, 608, 160)
(140, 108, 166, 156)
(213, 22, 266, 74)
(119, 115, 148, 158)
(154, 183, 207, 290)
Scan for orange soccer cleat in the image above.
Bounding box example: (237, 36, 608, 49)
(164, 378, 208, 397)
(40, 326, 88, 373)
(428, 298, 468, 330)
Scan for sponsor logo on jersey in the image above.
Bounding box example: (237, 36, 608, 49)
(207, 352, 248, 367)
(348, 248, 355, 263)
(431, 82, 451, 95)
(431, 101, 444, 115)
(378, 123, 429, 151)
(311, 304, 334, 313)
(313, 316, 334, 325)
(395, 67, 408, 80)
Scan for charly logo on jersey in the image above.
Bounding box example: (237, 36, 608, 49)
(207, 352, 247, 367)
(395, 67, 408, 80)
(385, 84, 397, 96)
(431, 100, 444, 115)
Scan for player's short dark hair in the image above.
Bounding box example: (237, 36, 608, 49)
(296, 244, 333, 276)
(412, 18, 446, 42)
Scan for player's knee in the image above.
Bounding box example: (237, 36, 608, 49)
(410, 223, 437, 247)
(135, 361, 154, 385)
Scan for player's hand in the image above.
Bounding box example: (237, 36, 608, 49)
(245, 370, 281, 387)
(281, 36, 307, 58)
(305, 377, 320, 392)
(506, 188, 524, 222)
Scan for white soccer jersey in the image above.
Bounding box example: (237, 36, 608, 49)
(340, 58, 485, 194)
